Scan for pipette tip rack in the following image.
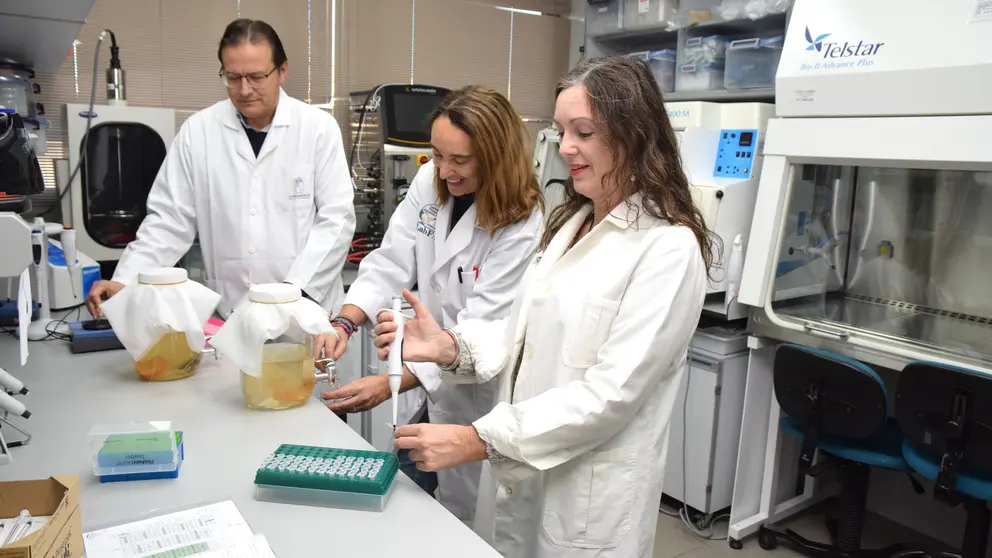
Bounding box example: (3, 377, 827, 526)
(254, 445, 399, 512)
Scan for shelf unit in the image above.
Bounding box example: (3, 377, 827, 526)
(583, 4, 791, 104)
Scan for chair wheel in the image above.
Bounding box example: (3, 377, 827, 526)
(758, 529, 778, 550)
(729, 538, 744, 550)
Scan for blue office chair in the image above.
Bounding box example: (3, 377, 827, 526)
(896, 361, 992, 558)
(758, 343, 915, 557)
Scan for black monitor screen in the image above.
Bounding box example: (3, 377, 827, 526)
(391, 93, 445, 136)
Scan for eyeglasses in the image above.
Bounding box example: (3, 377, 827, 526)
(219, 67, 278, 90)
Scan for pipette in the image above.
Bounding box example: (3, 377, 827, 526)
(387, 296, 405, 430)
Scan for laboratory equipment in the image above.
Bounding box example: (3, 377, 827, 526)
(0, 1, 94, 73)
(68, 320, 124, 353)
(724, 36, 784, 90)
(387, 296, 405, 428)
(0, 367, 27, 396)
(663, 324, 749, 515)
(254, 444, 399, 512)
(42, 237, 100, 311)
(729, 0, 992, 547)
(0, 76, 29, 115)
(0, 111, 44, 197)
(531, 127, 571, 220)
(88, 422, 184, 482)
(349, 84, 449, 249)
(100, 267, 221, 382)
(210, 283, 336, 411)
(59, 103, 175, 266)
(671, 100, 774, 320)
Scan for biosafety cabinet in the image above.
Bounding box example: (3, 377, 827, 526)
(739, 0, 992, 374)
(729, 0, 992, 544)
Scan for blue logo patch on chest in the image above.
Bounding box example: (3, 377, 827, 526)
(417, 204, 439, 238)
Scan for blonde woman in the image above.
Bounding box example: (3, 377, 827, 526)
(315, 85, 545, 523)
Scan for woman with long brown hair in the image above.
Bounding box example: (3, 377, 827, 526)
(314, 85, 544, 524)
(373, 56, 715, 557)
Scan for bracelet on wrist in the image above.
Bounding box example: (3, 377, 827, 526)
(331, 316, 357, 339)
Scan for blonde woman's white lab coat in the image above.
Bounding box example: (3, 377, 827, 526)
(112, 89, 356, 317)
(446, 194, 707, 558)
(345, 160, 543, 521)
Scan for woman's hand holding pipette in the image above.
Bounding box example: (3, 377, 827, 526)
(373, 289, 456, 366)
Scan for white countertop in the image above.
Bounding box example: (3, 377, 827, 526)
(0, 336, 499, 557)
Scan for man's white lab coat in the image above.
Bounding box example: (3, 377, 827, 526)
(113, 89, 356, 317)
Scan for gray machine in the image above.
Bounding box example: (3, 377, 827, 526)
(348, 84, 450, 257)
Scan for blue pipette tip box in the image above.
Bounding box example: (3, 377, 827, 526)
(88, 422, 183, 483)
(254, 445, 399, 512)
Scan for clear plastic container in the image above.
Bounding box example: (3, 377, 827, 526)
(648, 49, 677, 92)
(22, 117, 49, 156)
(0, 76, 28, 115)
(681, 35, 729, 65)
(724, 35, 784, 89)
(241, 336, 317, 410)
(88, 422, 181, 480)
(675, 0, 721, 25)
(586, 0, 623, 36)
(623, 0, 678, 30)
(676, 62, 726, 92)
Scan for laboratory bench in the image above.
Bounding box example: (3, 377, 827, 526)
(0, 336, 499, 557)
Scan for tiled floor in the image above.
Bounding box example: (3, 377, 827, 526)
(652, 504, 950, 558)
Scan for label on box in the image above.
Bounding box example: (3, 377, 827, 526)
(639, 0, 649, 13)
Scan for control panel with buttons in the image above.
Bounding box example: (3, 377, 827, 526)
(713, 129, 759, 180)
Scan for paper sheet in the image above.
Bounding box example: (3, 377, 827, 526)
(83, 501, 257, 558)
(196, 535, 276, 558)
(17, 268, 30, 365)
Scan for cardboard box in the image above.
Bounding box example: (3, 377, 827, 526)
(0, 476, 82, 558)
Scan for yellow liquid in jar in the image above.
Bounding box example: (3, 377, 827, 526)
(134, 331, 200, 382)
(240, 342, 315, 410)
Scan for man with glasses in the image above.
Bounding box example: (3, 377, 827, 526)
(87, 19, 356, 320)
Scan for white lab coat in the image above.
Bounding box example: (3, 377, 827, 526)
(447, 194, 707, 558)
(113, 89, 356, 317)
(345, 160, 543, 521)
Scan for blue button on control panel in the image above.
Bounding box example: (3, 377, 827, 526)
(713, 129, 758, 179)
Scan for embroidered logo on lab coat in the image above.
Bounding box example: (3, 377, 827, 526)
(289, 177, 311, 200)
(417, 204, 439, 238)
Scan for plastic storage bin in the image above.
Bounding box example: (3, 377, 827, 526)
(676, 62, 725, 92)
(254, 445, 400, 512)
(681, 35, 728, 65)
(586, 0, 623, 36)
(0, 76, 29, 115)
(675, 0, 721, 25)
(724, 35, 783, 89)
(88, 422, 184, 483)
(623, 0, 678, 29)
(648, 49, 677, 92)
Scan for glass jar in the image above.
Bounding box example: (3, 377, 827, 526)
(241, 334, 317, 410)
(133, 269, 201, 382)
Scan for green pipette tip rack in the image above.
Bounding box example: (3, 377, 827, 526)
(253, 445, 400, 512)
